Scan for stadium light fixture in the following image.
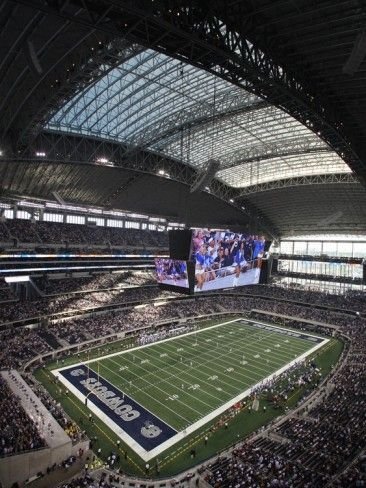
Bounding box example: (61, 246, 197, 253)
(157, 169, 170, 178)
(35, 151, 46, 157)
(96, 157, 114, 167)
(229, 198, 234, 203)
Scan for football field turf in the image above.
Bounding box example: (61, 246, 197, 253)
(54, 318, 328, 459)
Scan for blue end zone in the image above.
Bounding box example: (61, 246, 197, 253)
(59, 364, 177, 451)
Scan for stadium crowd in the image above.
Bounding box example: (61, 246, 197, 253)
(0, 218, 168, 249)
(0, 282, 364, 486)
(0, 288, 364, 369)
(0, 278, 15, 302)
(23, 375, 85, 444)
(4, 277, 364, 325)
(0, 296, 222, 368)
(34, 271, 155, 295)
(0, 328, 53, 370)
(203, 299, 365, 487)
(0, 286, 169, 324)
(333, 453, 366, 487)
(0, 375, 46, 456)
(205, 441, 326, 487)
(241, 284, 366, 314)
(57, 470, 114, 488)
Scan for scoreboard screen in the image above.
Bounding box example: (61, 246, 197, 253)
(190, 228, 266, 292)
(154, 258, 189, 289)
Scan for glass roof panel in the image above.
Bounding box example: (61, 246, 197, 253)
(47, 48, 351, 187)
(217, 152, 351, 187)
(156, 106, 328, 169)
(49, 49, 248, 142)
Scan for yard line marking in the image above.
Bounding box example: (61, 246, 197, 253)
(178, 323, 309, 362)
(156, 335, 268, 384)
(161, 326, 305, 379)
(106, 355, 222, 412)
(94, 322, 313, 422)
(59, 318, 241, 368)
(95, 359, 196, 425)
(104, 355, 210, 418)
(132, 345, 237, 399)
(97, 325, 298, 418)
(52, 318, 329, 462)
(203, 322, 309, 354)
(117, 323, 309, 409)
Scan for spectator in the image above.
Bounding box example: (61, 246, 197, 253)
(0, 376, 46, 456)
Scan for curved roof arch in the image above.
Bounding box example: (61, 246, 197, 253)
(47, 49, 351, 188)
(1, 0, 366, 237)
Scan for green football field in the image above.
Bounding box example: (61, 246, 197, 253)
(79, 319, 326, 431)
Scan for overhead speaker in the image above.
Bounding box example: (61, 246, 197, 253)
(190, 159, 220, 193)
(25, 40, 43, 76)
(52, 191, 65, 206)
(343, 30, 366, 75)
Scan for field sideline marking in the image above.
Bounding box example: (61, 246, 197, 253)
(157, 325, 308, 376)
(93, 323, 311, 419)
(118, 326, 279, 394)
(99, 358, 198, 422)
(54, 318, 243, 371)
(52, 318, 329, 461)
(129, 327, 295, 398)
(39, 369, 146, 474)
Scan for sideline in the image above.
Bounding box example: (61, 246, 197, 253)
(52, 319, 329, 461)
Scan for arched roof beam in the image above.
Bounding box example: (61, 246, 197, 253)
(0, 5, 43, 114)
(8, 0, 365, 185)
(44, 0, 365, 182)
(97, 58, 189, 136)
(222, 138, 332, 169)
(72, 51, 167, 130)
(156, 106, 332, 171)
(19, 129, 280, 239)
(56, 45, 152, 127)
(14, 1, 361, 181)
(123, 98, 268, 155)
(21, 39, 144, 148)
(236, 173, 359, 196)
(2, 7, 88, 139)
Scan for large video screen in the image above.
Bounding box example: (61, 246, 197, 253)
(191, 229, 266, 292)
(154, 258, 189, 288)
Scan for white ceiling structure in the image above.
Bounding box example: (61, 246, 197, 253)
(47, 49, 351, 189)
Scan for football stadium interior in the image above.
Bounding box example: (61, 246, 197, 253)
(0, 1, 365, 487)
